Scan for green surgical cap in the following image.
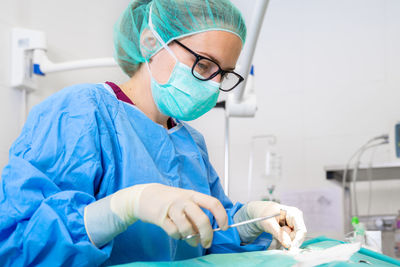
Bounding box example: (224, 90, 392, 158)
(114, 0, 247, 77)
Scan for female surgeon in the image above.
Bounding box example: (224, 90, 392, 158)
(0, 0, 307, 265)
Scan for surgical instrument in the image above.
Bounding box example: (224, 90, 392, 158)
(183, 212, 281, 240)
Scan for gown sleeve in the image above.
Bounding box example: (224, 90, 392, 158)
(187, 128, 273, 254)
(0, 85, 116, 266)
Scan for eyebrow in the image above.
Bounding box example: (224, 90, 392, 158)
(197, 51, 236, 71)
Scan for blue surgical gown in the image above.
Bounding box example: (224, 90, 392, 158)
(0, 83, 271, 266)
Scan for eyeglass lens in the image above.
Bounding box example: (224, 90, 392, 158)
(192, 59, 241, 91)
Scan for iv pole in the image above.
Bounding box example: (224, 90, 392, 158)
(224, 0, 270, 197)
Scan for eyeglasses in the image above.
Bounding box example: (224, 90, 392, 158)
(174, 40, 244, 92)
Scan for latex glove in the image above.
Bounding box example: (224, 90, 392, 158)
(84, 183, 228, 249)
(233, 201, 307, 249)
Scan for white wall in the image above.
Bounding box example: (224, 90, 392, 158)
(0, 1, 28, 168)
(0, 0, 127, 166)
(191, 0, 400, 236)
(20, 0, 129, 109)
(1, 0, 400, 238)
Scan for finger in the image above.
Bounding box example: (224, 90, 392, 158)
(183, 208, 201, 248)
(185, 234, 200, 248)
(191, 192, 228, 231)
(291, 229, 306, 248)
(284, 208, 307, 248)
(282, 225, 291, 235)
(289, 231, 296, 241)
(291, 218, 307, 247)
(282, 225, 296, 241)
(168, 206, 197, 245)
(260, 219, 292, 249)
(160, 217, 181, 240)
(184, 201, 214, 249)
(279, 209, 287, 226)
(282, 207, 306, 233)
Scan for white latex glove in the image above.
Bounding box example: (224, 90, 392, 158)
(234, 201, 307, 249)
(84, 183, 228, 249)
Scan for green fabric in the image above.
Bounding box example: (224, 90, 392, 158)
(114, 0, 247, 77)
(112, 236, 400, 267)
(114, 250, 296, 267)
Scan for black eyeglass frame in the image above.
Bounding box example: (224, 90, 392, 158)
(173, 40, 244, 92)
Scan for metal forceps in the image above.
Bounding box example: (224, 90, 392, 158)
(183, 212, 282, 240)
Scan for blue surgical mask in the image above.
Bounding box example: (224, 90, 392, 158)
(145, 6, 220, 121)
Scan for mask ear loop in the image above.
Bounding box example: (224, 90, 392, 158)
(148, 3, 178, 61)
(145, 3, 179, 77)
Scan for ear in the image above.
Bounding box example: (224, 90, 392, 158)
(140, 27, 160, 59)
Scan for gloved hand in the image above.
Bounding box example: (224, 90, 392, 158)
(233, 201, 307, 249)
(84, 183, 229, 249)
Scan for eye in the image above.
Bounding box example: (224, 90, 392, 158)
(193, 58, 219, 79)
(197, 62, 211, 72)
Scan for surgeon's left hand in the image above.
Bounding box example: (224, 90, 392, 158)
(233, 201, 307, 249)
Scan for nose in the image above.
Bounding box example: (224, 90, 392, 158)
(211, 73, 222, 83)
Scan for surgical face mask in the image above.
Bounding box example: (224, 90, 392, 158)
(145, 5, 220, 121)
(146, 60, 220, 121)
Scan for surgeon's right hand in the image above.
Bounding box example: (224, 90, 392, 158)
(84, 183, 228, 249)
